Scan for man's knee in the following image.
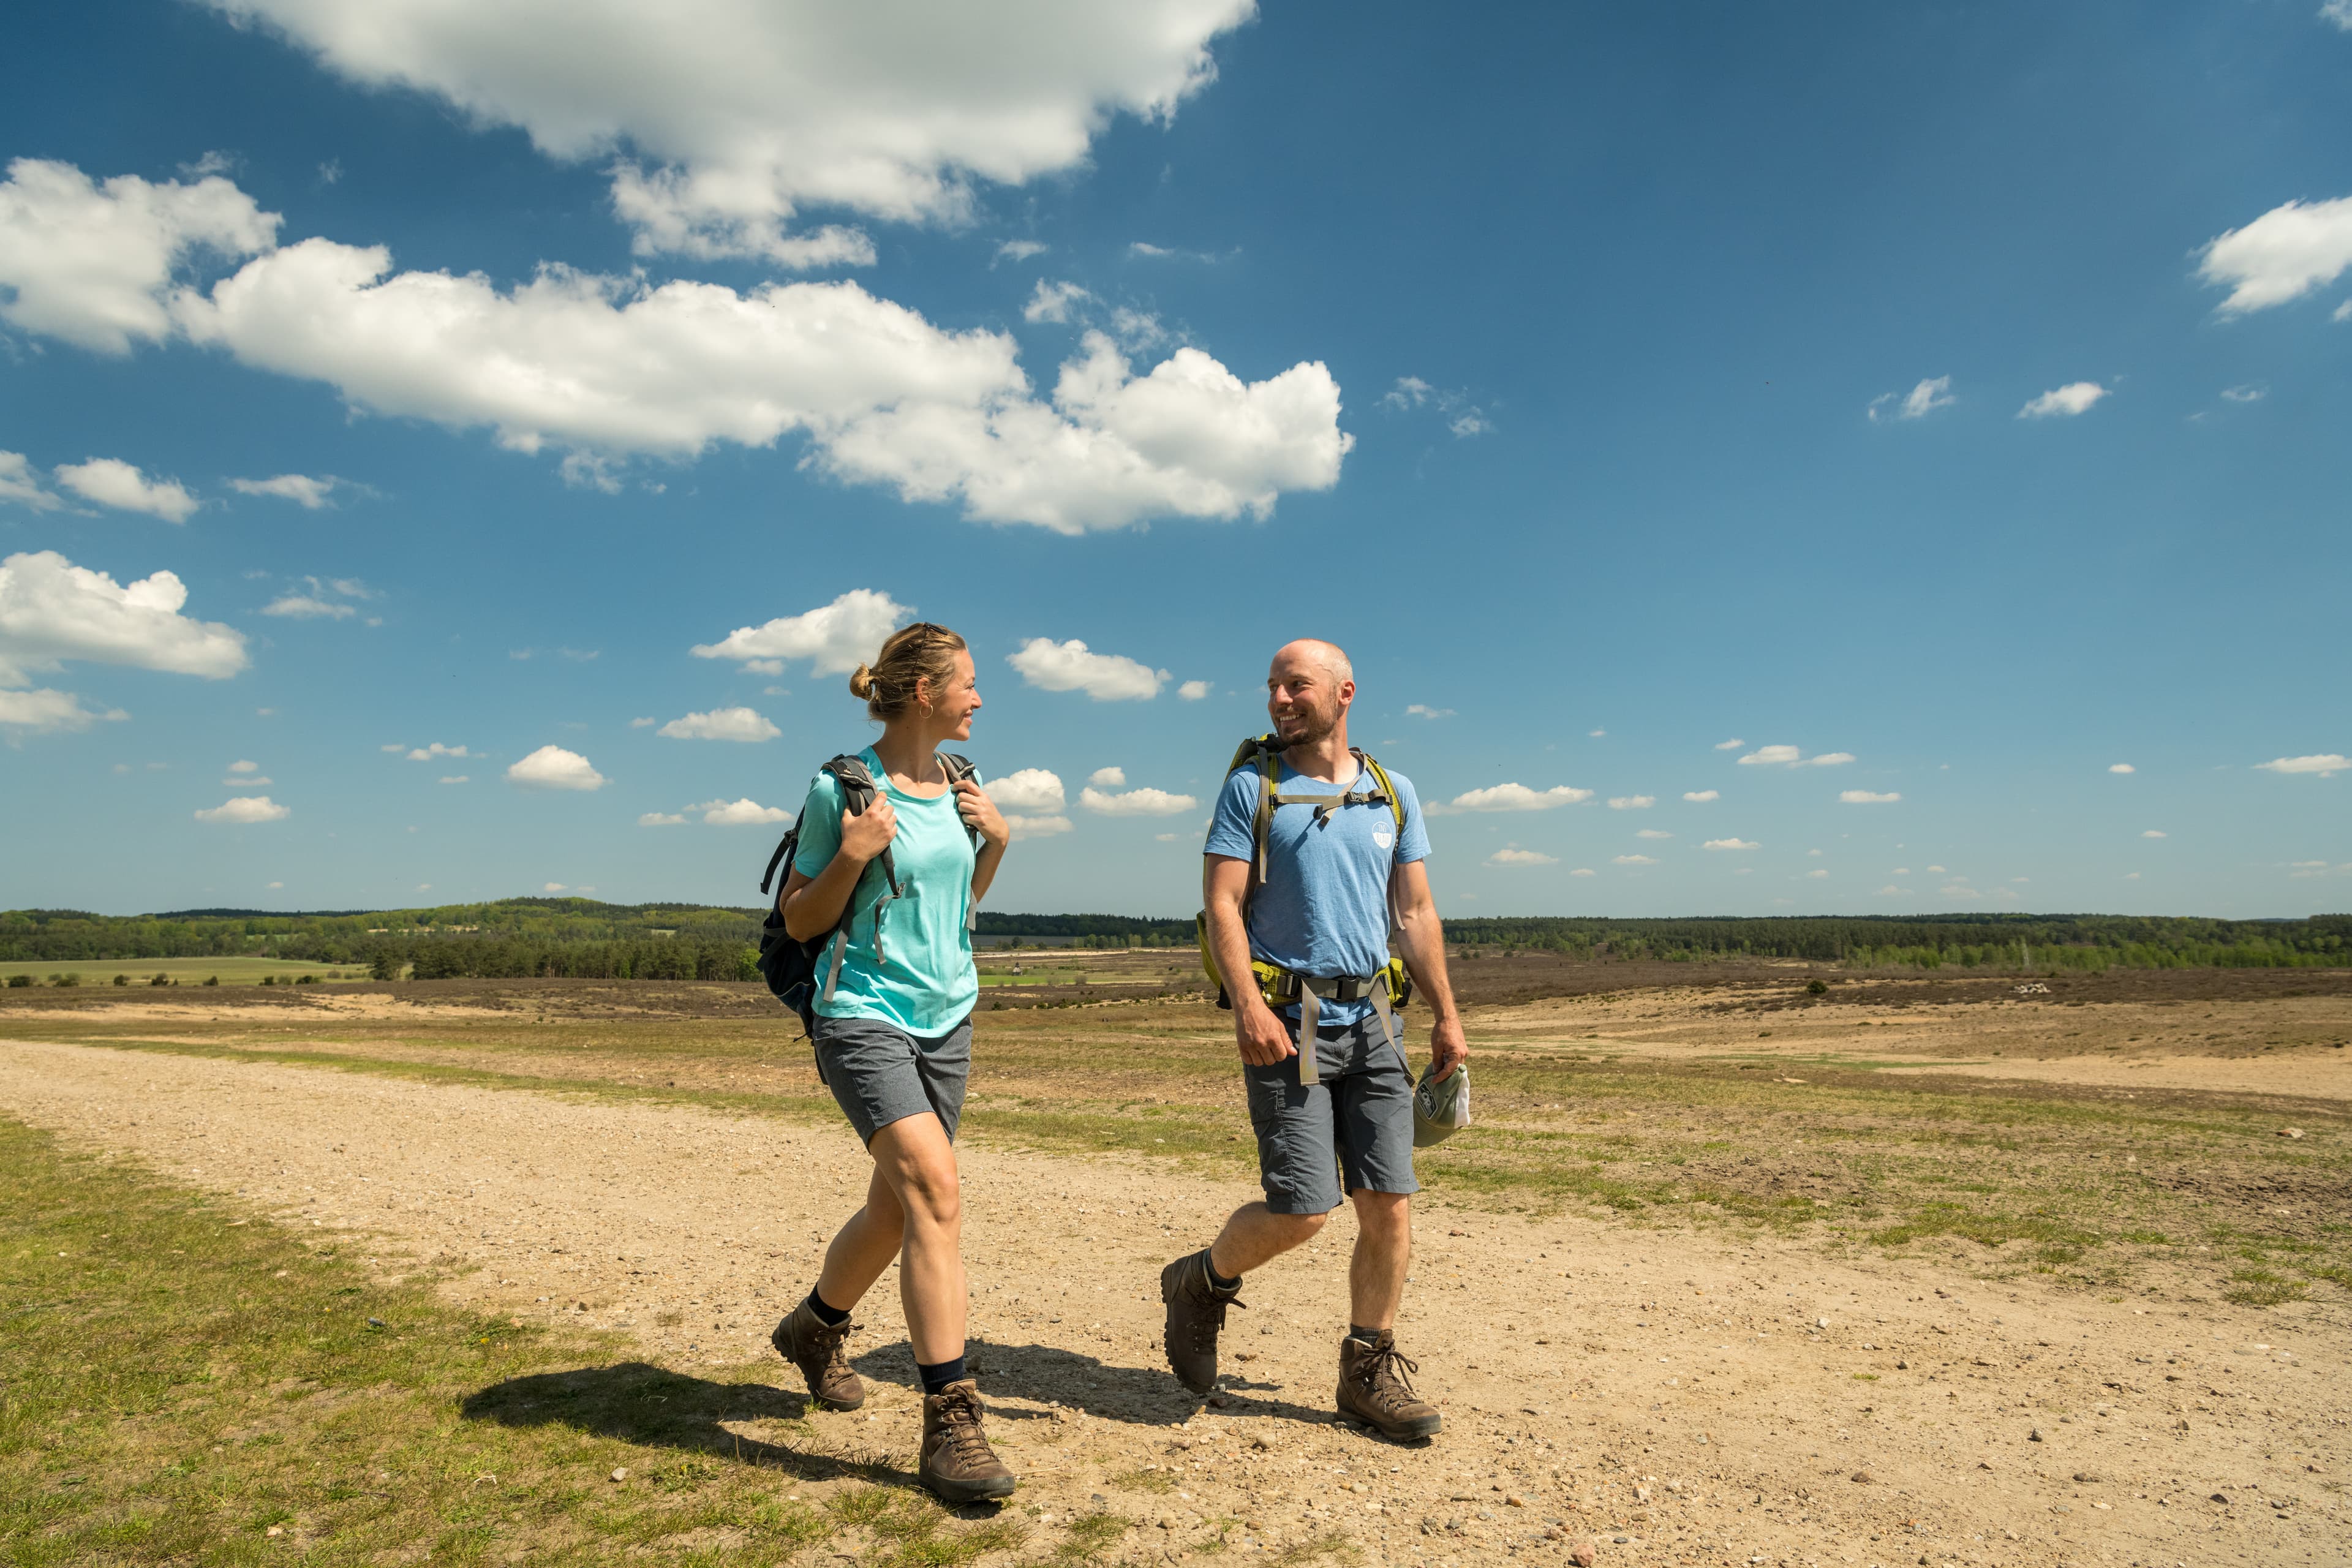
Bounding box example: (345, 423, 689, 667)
(1272, 1207, 1331, 1244)
(1350, 1189, 1411, 1234)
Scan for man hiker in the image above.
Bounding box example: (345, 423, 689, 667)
(1161, 638, 1468, 1439)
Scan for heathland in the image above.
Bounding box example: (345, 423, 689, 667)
(2, 927, 2346, 1566)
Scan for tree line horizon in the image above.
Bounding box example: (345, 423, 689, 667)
(4, 900, 2345, 979)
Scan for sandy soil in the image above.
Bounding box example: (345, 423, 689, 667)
(2, 1038, 2343, 1567)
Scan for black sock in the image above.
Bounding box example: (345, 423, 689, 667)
(804, 1288, 850, 1327)
(1203, 1250, 1242, 1294)
(1348, 1324, 1390, 1346)
(918, 1353, 968, 1395)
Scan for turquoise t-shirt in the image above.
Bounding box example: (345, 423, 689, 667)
(791, 747, 979, 1036)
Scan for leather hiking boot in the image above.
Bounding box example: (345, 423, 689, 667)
(1336, 1331, 1442, 1441)
(919, 1379, 1016, 1502)
(771, 1298, 864, 1411)
(1159, 1250, 1245, 1395)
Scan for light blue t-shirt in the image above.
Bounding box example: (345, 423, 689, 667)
(791, 747, 979, 1036)
(1204, 754, 1430, 1023)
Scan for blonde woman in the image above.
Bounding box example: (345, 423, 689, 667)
(766, 622, 1015, 1502)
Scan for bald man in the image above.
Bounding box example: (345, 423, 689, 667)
(1159, 638, 1468, 1440)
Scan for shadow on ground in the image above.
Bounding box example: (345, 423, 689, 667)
(461, 1361, 903, 1483)
(852, 1335, 1347, 1434)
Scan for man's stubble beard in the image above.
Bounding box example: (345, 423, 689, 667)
(1276, 703, 1340, 748)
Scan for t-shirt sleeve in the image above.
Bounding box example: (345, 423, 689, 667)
(1391, 771, 1431, 864)
(1203, 769, 1257, 861)
(790, 771, 846, 880)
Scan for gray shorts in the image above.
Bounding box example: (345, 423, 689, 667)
(1243, 1010, 1420, 1215)
(812, 1012, 973, 1146)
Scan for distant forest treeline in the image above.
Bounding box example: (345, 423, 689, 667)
(2, 901, 2345, 977)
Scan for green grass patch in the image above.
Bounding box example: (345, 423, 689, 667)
(0, 1117, 1090, 1566)
(2222, 1269, 2312, 1308)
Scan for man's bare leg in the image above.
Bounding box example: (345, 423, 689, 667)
(1206, 1201, 1329, 1280)
(1346, 1191, 1411, 1332)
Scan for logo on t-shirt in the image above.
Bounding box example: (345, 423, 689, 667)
(1373, 828, 1393, 851)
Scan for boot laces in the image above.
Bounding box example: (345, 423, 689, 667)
(934, 1384, 995, 1463)
(809, 1316, 854, 1373)
(1188, 1278, 1245, 1352)
(1355, 1342, 1421, 1405)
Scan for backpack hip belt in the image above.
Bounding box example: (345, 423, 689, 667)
(1276, 964, 1413, 1087)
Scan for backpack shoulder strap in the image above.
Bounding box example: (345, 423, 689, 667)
(821, 753, 895, 893)
(936, 750, 976, 785)
(1230, 734, 1282, 891)
(1355, 750, 1408, 832)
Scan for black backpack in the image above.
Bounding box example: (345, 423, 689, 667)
(755, 750, 979, 1033)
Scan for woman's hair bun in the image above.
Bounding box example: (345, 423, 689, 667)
(847, 664, 875, 699)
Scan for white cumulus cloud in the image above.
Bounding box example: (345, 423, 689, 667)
(1008, 637, 1166, 700)
(53, 458, 200, 522)
(229, 473, 347, 508)
(658, 706, 780, 742)
(227, 758, 259, 773)
(1087, 766, 1127, 788)
(14, 170, 1354, 530)
(696, 797, 792, 824)
(1487, 847, 1558, 866)
(262, 592, 355, 619)
(1611, 853, 1657, 865)
(1006, 813, 1073, 840)
(2108, 763, 2135, 774)
(1868, 376, 1953, 422)
(1428, 782, 1593, 815)
(406, 742, 467, 760)
(1024, 278, 1093, 324)
(1839, 790, 1901, 804)
(0, 688, 127, 732)
(1738, 744, 1852, 768)
(0, 549, 247, 690)
(2018, 382, 2108, 419)
(194, 0, 1253, 264)
(1569, 867, 1596, 878)
(1080, 784, 1197, 816)
(0, 157, 277, 352)
(2256, 753, 2348, 777)
(694, 589, 910, 675)
(1634, 828, 1672, 840)
(1712, 738, 1744, 750)
(1177, 679, 1212, 701)
(985, 768, 1066, 815)
(1703, 837, 1759, 851)
(0, 451, 64, 512)
(507, 745, 606, 790)
(195, 794, 289, 823)
(1404, 703, 1454, 719)
(638, 811, 686, 826)
(2198, 195, 2352, 315)
(2142, 829, 2168, 839)
(1606, 794, 1654, 810)
(1682, 790, 1719, 802)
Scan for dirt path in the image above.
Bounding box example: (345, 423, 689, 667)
(2, 1039, 2342, 1567)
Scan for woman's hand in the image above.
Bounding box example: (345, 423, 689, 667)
(838, 793, 899, 864)
(952, 778, 1009, 849)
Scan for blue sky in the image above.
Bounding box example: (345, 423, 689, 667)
(3, 0, 2347, 919)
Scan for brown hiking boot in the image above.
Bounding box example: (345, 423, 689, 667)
(771, 1298, 864, 1411)
(1159, 1250, 1245, 1394)
(1336, 1331, 1442, 1441)
(919, 1379, 1016, 1502)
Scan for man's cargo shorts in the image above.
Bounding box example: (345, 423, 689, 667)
(812, 1012, 973, 1145)
(1242, 1009, 1420, 1215)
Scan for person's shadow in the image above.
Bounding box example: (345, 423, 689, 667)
(460, 1362, 902, 1485)
(461, 1335, 1346, 1485)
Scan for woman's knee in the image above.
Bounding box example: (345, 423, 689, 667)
(892, 1156, 962, 1229)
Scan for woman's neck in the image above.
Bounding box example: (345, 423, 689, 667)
(871, 722, 949, 786)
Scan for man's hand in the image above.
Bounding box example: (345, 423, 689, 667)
(1427, 1012, 1468, 1084)
(839, 793, 899, 864)
(1235, 997, 1297, 1067)
(951, 778, 1009, 849)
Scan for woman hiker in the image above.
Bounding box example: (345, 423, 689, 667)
(766, 622, 1016, 1502)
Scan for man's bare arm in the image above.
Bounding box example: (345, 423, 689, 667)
(1204, 854, 1297, 1066)
(1390, 859, 1468, 1081)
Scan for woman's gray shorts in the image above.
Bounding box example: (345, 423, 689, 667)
(1242, 1010, 1420, 1215)
(812, 1012, 973, 1145)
